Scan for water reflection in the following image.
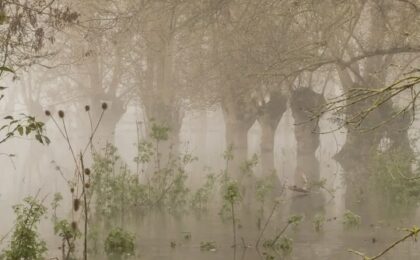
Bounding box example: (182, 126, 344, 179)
(87, 195, 420, 260)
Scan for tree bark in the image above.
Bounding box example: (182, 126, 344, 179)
(224, 120, 251, 177)
(258, 91, 287, 177)
(257, 91, 288, 193)
(260, 125, 276, 175)
(89, 96, 126, 149)
(289, 88, 324, 218)
(290, 88, 324, 186)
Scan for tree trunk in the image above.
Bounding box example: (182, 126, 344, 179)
(290, 88, 324, 186)
(258, 91, 287, 178)
(290, 88, 324, 218)
(222, 94, 258, 178)
(256, 91, 288, 194)
(260, 124, 275, 176)
(224, 121, 249, 177)
(196, 110, 208, 165)
(90, 97, 126, 150)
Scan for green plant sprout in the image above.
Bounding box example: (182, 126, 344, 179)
(343, 210, 361, 230)
(313, 213, 326, 233)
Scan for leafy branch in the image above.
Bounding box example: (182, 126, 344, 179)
(0, 66, 49, 146)
(310, 72, 420, 133)
(0, 114, 50, 145)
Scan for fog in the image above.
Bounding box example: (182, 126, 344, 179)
(1, 0, 420, 259)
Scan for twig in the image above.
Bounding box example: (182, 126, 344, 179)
(348, 226, 420, 260)
(255, 185, 285, 248)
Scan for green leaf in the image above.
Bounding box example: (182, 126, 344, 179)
(0, 66, 14, 73)
(43, 136, 51, 145)
(35, 134, 43, 144)
(17, 125, 23, 136)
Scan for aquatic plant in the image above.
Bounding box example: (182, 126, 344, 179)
(2, 196, 47, 260)
(200, 241, 216, 251)
(262, 214, 302, 256)
(54, 220, 81, 260)
(91, 141, 195, 218)
(343, 210, 361, 230)
(190, 173, 216, 211)
(183, 232, 192, 240)
(312, 213, 326, 233)
(223, 181, 241, 248)
(267, 215, 302, 248)
(104, 228, 135, 258)
(263, 236, 294, 256)
(368, 148, 420, 218)
(51, 193, 81, 260)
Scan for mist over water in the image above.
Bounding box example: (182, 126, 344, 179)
(2, 0, 420, 259)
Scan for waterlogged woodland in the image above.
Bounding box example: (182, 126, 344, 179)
(4, 0, 420, 260)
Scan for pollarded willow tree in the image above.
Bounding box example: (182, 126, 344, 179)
(292, 0, 420, 221)
(128, 0, 224, 153)
(204, 0, 323, 181)
(323, 1, 417, 167)
(43, 0, 135, 147)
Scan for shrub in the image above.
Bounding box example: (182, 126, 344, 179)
(2, 197, 47, 260)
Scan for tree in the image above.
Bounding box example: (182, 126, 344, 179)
(0, 0, 78, 147)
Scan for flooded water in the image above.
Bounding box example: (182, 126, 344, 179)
(82, 202, 420, 260)
(0, 118, 420, 260)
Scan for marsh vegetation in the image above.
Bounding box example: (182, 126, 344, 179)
(2, 0, 420, 260)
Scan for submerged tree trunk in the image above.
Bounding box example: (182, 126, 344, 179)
(290, 88, 324, 186)
(257, 91, 288, 190)
(289, 87, 325, 218)
(222, 104, 257, 207)
(196, 110, 208, 165)
(260, 125, 276, 175)
(224, 121, 250, 174)
(222, 96, 258, 179)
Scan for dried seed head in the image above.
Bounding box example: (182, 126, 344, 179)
(101, 102, 108, 110)
(85, 183, 90, 189)
(45, 110, 51, 116)
(71, 221, 78, 231)
(58, 110, 65, 118)
(84, 105, 90, 112)
(84, 168, 91, 175)
(73, 198, 80, 211)
(70, 187, 75, 193)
